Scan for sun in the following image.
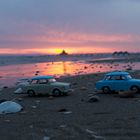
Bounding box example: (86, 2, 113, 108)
(54, 49, 63, 54)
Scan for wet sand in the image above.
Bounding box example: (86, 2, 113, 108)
(0, 71, 140, 140)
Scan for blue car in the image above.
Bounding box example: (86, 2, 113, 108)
(95, 71, 140, 93)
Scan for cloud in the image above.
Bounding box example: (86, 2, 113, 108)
(0, 0, 140, 54)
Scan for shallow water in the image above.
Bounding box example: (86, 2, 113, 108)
(0, 59, 140, 87)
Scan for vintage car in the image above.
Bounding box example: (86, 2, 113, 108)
(95, 71, 140, 93)
(19, 76, 73, 96)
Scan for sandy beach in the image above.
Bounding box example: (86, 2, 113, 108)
(0, 71, 140, 140)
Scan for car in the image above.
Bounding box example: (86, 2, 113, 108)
(95, 71, 140, 94)
(19, 76, 73, 96)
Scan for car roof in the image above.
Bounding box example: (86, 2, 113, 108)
(31, 76, 54, 80)
(105, 71, 129, 76)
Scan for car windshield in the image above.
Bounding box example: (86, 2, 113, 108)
(48, 78, 56, 83)
(126, 74, 132, 79)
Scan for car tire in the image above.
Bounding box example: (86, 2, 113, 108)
(52, 89, 61, 96)
(102, 86, 111, 94)
(27, 90, 35, 97)
(130, 86, 139, 93)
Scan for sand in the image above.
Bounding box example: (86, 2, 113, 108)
(0, 71, 140, 140)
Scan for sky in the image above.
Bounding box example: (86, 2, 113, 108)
(0, 0, 140, 54)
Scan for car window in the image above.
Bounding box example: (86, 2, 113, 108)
(48, 78, 56, 83)
(120, 76, 126, 80)
(38, 79, 48, 84)
(126, 75, 132, 79)
(104, 76, 112, 80)
(31, 80, 38, 84)
(110, 75, 125, 80)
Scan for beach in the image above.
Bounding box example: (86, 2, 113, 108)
(1, 70, 140, 140)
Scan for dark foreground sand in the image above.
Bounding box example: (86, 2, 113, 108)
(1, 71, 140, 140)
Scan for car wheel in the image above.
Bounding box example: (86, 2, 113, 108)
(52, 89, 61, 96)
(102, 86, 111, 94)
(27, 90, 35, 97)
(130, 86, 139, 93)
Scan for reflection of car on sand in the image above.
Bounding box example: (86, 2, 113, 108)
(95, 71, 140, 94)
(18, 76, 73, 96)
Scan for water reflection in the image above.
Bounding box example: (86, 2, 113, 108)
(0, 60, 139, 87)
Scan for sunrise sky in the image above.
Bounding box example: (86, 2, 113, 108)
(0, 0, 140, 55)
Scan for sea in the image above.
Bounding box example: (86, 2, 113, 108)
(0, 53, 140, 88)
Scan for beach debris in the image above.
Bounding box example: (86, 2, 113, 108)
(43, 136, 51, 140)
(88, 95, 100, 103)
(31, 105, 37, 109)
(16, 98, 24, 102)
(59, 124, 67, 128)
(72, 82, 78, 85)
(3, 86, 8, 89)
(63, 111, 72, 114)
(85, 129, 105, 140)
(57, 108, 72, 114)
(0, 101, 23, 114)
(48, 96, 54, 100)
(4, 119, 11, 123)
(14, 88, 23, 94)
(20, 111, 27, 114)
(84, 66, 88, 69)
(57, 108, 67, 112)
(36, 70, 40, 73)
(35, 100, 40, 104)
(118, 91, 134, 98)
(81, 87, 87, 90)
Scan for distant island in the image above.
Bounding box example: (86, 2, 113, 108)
(59, 50, 68, 56)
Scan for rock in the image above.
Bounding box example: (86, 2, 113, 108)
(63, 111, 72, 114)
(118, 91, 134, 98)
(88, 95, 100, 102)
(31, 105, 37, 109)
(35, 100, 40, 103)
(57, 108, 72, 114)
(72, 82, 78, 85)
(57, 108, 67, 112)
(3, 86, 8, 89)
(4, 120, 11, 122)
(36, 71, 40, 73)
(16, 98, 23, 102)
(48, 96, 54, 100)
(0, 101, 23, 114)
(81, 87, 87, 90)
(43, 136, 50, 140)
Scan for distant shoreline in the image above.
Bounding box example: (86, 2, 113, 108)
(0, 53, 140, 67)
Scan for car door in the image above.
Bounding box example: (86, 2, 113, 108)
(37, 79, 51, 95)
(112, 75, 128, 91)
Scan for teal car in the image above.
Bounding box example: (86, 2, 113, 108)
(20, 76, 73, 96)
(95, 71, 140, 93)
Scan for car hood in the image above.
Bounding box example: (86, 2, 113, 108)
(50, 82, 70, 86)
